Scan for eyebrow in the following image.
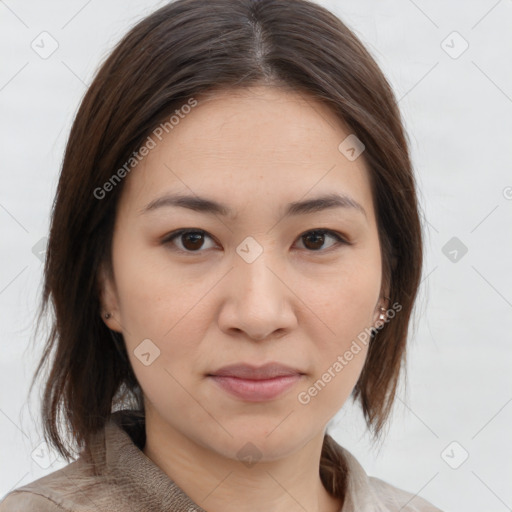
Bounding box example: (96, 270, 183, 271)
(139, 192, 367, 220)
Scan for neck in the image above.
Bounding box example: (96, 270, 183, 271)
(142, 411, 343, 512)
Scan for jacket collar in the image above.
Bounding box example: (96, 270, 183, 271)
(92, 409, 382, 512)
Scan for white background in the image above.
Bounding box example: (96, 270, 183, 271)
(1, 1, 511, 511)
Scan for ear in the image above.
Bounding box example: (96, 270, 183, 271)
(372, 294, 390, 328)
(372, 252, 393, 325)
(372, 278, 391, 329)
(97, 262, 123, 333)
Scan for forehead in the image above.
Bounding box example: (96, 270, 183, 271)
(162, 86, 354, 160)
(119, 85, 374, 220)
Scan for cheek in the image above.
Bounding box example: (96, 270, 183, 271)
(112, 249, 217, 396)
(111, 232, 198, 335)
(297, 269, 376, 413)
(306, 252, 382, 346)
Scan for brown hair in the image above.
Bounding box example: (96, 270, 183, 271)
(28, 0, 422, 498)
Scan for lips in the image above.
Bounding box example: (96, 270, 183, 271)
(207, 362, 304, 380)
(207, 362, 305, 402)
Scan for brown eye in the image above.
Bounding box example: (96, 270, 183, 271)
(180, 231, 205, 251)
(297, 229, 348, 252)
(163, 229, 216, 252)
(162, 228, 349, 255)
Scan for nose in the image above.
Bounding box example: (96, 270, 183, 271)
(217, 250, 298, 341)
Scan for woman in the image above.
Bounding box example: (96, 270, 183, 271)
(0, 0, 443, 510)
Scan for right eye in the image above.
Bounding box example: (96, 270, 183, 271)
(161, 229, 217, 253)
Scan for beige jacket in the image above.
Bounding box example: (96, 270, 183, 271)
(0, 410, 443, 511)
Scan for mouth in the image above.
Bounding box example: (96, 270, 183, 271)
(206, 362, 305, 402)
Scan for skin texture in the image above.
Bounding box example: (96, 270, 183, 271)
(99, 85, 388, 512)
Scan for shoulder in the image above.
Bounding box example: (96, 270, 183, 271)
(0, 459, 95, 512)
(0, 491, 67, 511)
(0, 454, 122, 512)
(367, 475, 443, 512)
(327, 439, 444, 512)
(0, 413, 149, 512)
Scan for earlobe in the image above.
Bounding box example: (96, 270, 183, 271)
(101, 310, 123, 333)
(372, 294, 390, 330)
(97, 263, 122, 333)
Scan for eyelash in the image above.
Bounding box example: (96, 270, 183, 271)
(161, 228, 351, 255)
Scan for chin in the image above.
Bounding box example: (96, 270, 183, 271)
(208, 422, 314, 463)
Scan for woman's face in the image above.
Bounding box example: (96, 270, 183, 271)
(100, 85, 385, 461)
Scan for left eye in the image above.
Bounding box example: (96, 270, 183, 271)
(162, 228, 349, 253)
(295, 229, 348, 251)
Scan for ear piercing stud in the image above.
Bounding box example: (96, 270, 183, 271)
(371, 304, 388, 337)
